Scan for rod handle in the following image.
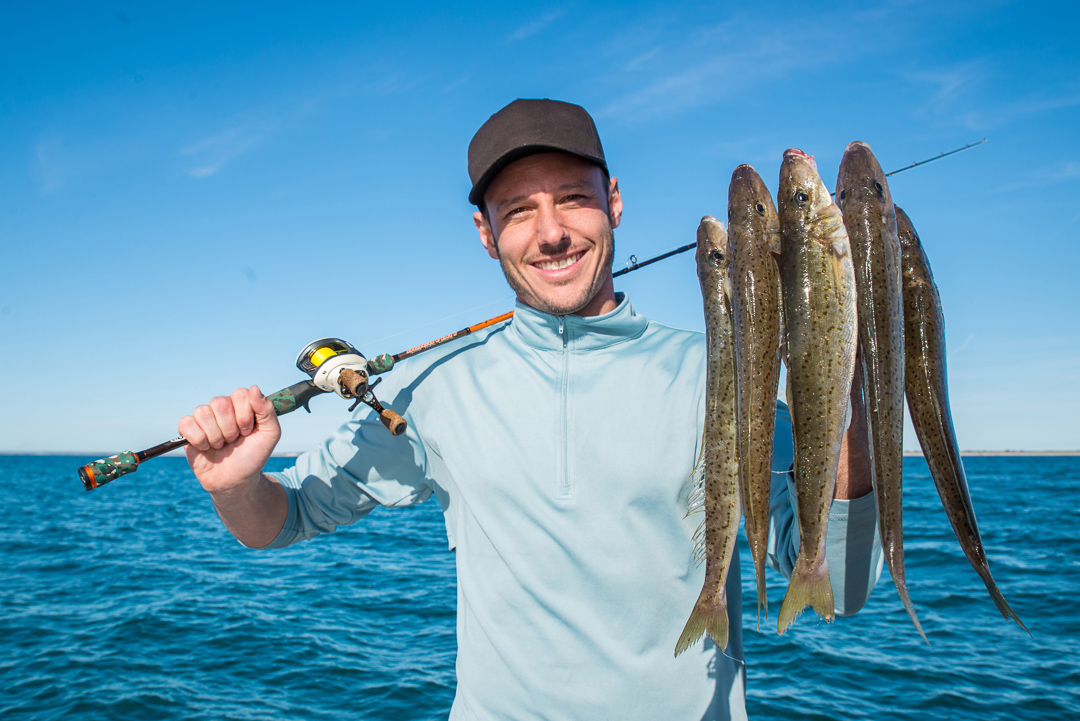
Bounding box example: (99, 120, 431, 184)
(267, 380, 326, 415)
(78, 451, 140, 490)
(378, 407, 407, 436)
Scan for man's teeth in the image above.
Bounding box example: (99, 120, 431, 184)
(535, 252, 583, 271)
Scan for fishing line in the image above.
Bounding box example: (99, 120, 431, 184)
(363, 294, 517, 348)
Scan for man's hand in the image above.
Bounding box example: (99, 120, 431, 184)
(179, 385, 287, 547)
(835, 368, 873, 500)
(180, 385, 281, 492)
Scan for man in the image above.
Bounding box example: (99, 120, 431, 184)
(180, 99, 882, 720)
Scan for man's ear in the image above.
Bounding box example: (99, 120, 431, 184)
(474, 209, 500, 260)
(607, 176, 623, 229)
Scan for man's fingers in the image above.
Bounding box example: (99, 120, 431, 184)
(232, 387, 255, 436)
(210, 395, 242, 444)
(250, 385, 277, 423)
(178, 415, 209, 451)
(192, 403, 227, 449)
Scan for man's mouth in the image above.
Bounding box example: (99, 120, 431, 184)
(533, 250, 585, 271)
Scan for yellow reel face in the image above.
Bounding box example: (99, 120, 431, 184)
(296, 338, 360, 377)
(308, 344, 345, 368)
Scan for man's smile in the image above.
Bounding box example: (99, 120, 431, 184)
(532, 250, 586, 273)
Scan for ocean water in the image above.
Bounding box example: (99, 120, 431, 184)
(1, 454, 1077, 720)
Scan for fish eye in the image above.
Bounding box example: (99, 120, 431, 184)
(794, 190, 809, 205)
(839, 190, 846, 201)
(711, 250, 724, 265)
(755, 202, 766, 215)
(874, 181, 884, 197)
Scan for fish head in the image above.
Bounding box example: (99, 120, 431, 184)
(696, 215, 731, 299)
(835, 141, 894, 220)
(779, 148, 845, 246)
(728, 164, 780, 256)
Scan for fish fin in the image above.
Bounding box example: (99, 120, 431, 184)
(777, 556, 835, 633)
(683, 446, 706, 517)
(690, 517, 707, 566)
(675, 588, 730, 656)
(683, 452, 708, 565)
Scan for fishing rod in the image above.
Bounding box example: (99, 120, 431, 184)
(78, 339, 406, 490)
(79, 138, 986, 490)
(885, 138, 987, 178)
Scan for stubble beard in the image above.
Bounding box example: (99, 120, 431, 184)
(497, 226, 615, 316)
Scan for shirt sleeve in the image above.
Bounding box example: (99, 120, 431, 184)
(260, 407, 433, 549)
(765, 402, 884, 616)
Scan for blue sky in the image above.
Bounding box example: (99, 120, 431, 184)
(1, 1, 1077, 454)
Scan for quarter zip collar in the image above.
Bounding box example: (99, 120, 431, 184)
(510, 293, 648, 352)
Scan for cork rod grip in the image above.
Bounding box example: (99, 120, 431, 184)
(379, 407, 407, 436)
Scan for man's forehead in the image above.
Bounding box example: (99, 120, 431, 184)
(484, 152, 606, 207)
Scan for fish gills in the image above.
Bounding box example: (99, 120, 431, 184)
(836, 141, 926, 642)
(896, 206, 1028, 633)
(675, 216, 741, 656)
(728, 164, 782, 623)
(776, 149, 857, 633)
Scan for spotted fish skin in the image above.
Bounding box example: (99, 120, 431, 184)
(727, 164, 781, 623)
(896, 206, 1028, 634)
(836, 141, 927, 643)
(675, 216, 740, 656)
(776, 149, 857, 633)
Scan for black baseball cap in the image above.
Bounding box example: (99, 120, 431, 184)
(468, 98, 607, 206)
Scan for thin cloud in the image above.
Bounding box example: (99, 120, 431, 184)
(595, 7, 886, 123)
(508, 10, 563, 42)
(624, 47, 660, 72)
(179, 122, 274, 179)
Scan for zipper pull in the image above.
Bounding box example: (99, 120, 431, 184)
(557, 317, 565, 336)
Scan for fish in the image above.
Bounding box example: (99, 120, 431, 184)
(727, 164, 782, 622)
(836, 141, 927, 643)
(675, 216, 741, 656)
(896, 205, 1028, 633)
(775, 149, 858, 633)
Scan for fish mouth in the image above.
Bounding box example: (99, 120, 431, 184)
(531, 249, 586, 274)
(784, 148, 818, 171)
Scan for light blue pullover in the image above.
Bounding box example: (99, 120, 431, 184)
(265, 294, 883, 721)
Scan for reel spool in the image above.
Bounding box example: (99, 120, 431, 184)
(296, 338, 369, 399)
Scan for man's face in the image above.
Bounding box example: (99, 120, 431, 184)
(474, 152, 622, 317)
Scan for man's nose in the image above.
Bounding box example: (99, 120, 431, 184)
(534, 202, 570, 248)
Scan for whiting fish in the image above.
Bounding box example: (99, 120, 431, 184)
(896, 206, 1028, 634)
(676, 216, 741, 656)
(727, 165, 782, 623)
(836, 141, 926, 643)
(776, 149, 857, 633)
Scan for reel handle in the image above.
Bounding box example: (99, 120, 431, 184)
(377, 407, 407, 436)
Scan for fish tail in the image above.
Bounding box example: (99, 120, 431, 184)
(976, 568, 1030, 635)
(891, 569, 930, 645)
(675, 589, 730, 656)
(755, 563, 768, 627)
(777, 556, 834, 634)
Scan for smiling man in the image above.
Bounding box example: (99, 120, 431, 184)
(180, 98, 883, 721)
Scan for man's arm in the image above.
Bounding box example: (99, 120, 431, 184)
(834, 369, 873, 500)
(179, 385, 290, 548)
